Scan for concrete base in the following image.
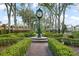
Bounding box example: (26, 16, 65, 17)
(31, 37, 48, 42)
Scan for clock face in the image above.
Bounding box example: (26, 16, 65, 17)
(37, 11, 42, 18)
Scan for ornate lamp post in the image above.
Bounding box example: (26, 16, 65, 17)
(36, 8, 43, 38)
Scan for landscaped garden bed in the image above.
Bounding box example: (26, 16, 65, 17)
(48, 38, 76, 56)
(0, 38, 32, 56)
(0, 31, 35, 54)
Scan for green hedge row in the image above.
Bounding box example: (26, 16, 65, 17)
(0, 37, 23, 46)
(43, 32, 63, 38)
(72, 31, 79, 38)
(48, 38, 76, 56)
(0, 32, 35, 46)
(0, 31, 36, 37)
(23, 31, 36, 37)
(56, 37, 79, 47)
(0, 33, 25, 37)
(60, 38, 79, 46)
(0, 38, 32, 56)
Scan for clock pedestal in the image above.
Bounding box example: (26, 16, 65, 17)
(31, 8, 48, 42)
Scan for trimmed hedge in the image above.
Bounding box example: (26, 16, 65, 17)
(0, 38, 32, 56)
(48, 38, 76, 56)
(0, 31, 36, 38)
(62, 38, 79, 46)
(24, 31, 36, 37)
(56, 37, 79, 47)
(0, 37, 23, 46)
(0, 32, 35, 46)
(43, 32, 63, 38)
(72, 31, 79, 38)
(0, 33, 25, 38)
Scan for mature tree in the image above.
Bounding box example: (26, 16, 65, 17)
(39, 3, 56, 32)
(17, 4, 35, 29)
(61, 3, 73, 34)
(12, 3, 17, 27)
(5, 3, 13, 33)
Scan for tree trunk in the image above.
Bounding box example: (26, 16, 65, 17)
(55, 4, 57, 32)
(62, 9, 65, 34)
(14, 3, 17, 27)
(5, 3, 12, 33)
(58, 3, 60, 33)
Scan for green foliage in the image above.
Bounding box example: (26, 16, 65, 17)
(0, 32, 35, 38)
(0, 37, 22, 46)
(17, 5, 35, 25)
(56, 34, 79, 46)
(13, 33, 25, 37)
(67, 35, 74, 39)
(43, 32, 63, 38)
(0, 32, 35, 46)
(24, 31, 36, 37)
(0, 33, 26, 46)
(72, 31, 79, 38)
(48, 38, 76, 56)
(62, 38, 79, 46)
(0, 38, 32, 56)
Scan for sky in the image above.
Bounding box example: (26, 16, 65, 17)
(0, 3, 79, 26)
(64, 4, 79, 26)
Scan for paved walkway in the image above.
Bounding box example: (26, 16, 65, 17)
(70, 46, 79, 55)
(27, 42, 52, 56)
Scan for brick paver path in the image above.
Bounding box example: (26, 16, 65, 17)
(27, 42, 52, 56)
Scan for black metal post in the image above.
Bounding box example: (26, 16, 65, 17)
(37, 18, 41, 38)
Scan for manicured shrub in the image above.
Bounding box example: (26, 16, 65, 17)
(0, 37, 22, 46)
(67, 35, 74, 38)
(57, 37, 79, 47)
(24, 31, 36, 37)
(70, 39, 79, 46)
(0, 34, 11, 37)
(48, 38, 76, 56)
(63, 34, 74, 39)
(0, 38, 32, 56)
(13, 33, 25, 37)
(43, 32, 63, 38)
(0, 33, 25, 37)
(72, 31, 79, 38)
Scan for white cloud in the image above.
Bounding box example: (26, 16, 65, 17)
(0, 4, 6, 10)
(65, 15, 79, 26)
(65, 15, 68, 18)
(0, 15, 14, 25)
(70, 16, 79, 20)
(74, 4, 79, 12)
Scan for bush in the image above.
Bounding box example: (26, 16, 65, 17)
(67, 35, 74, 38)
(0, 38, 32, 56)
(48, 38, 76, 56)
(43, 32, 63, 38)
(56, 37, 79, 47)
(0, 34, 11, 37)
(0, 33, 25, 37)
(72, 31, 79, 38)
(13, 33, 25, 37)
(0, 37, 23, 46)
(24, 31, 36, 37)
(63, 34, 74, 39)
